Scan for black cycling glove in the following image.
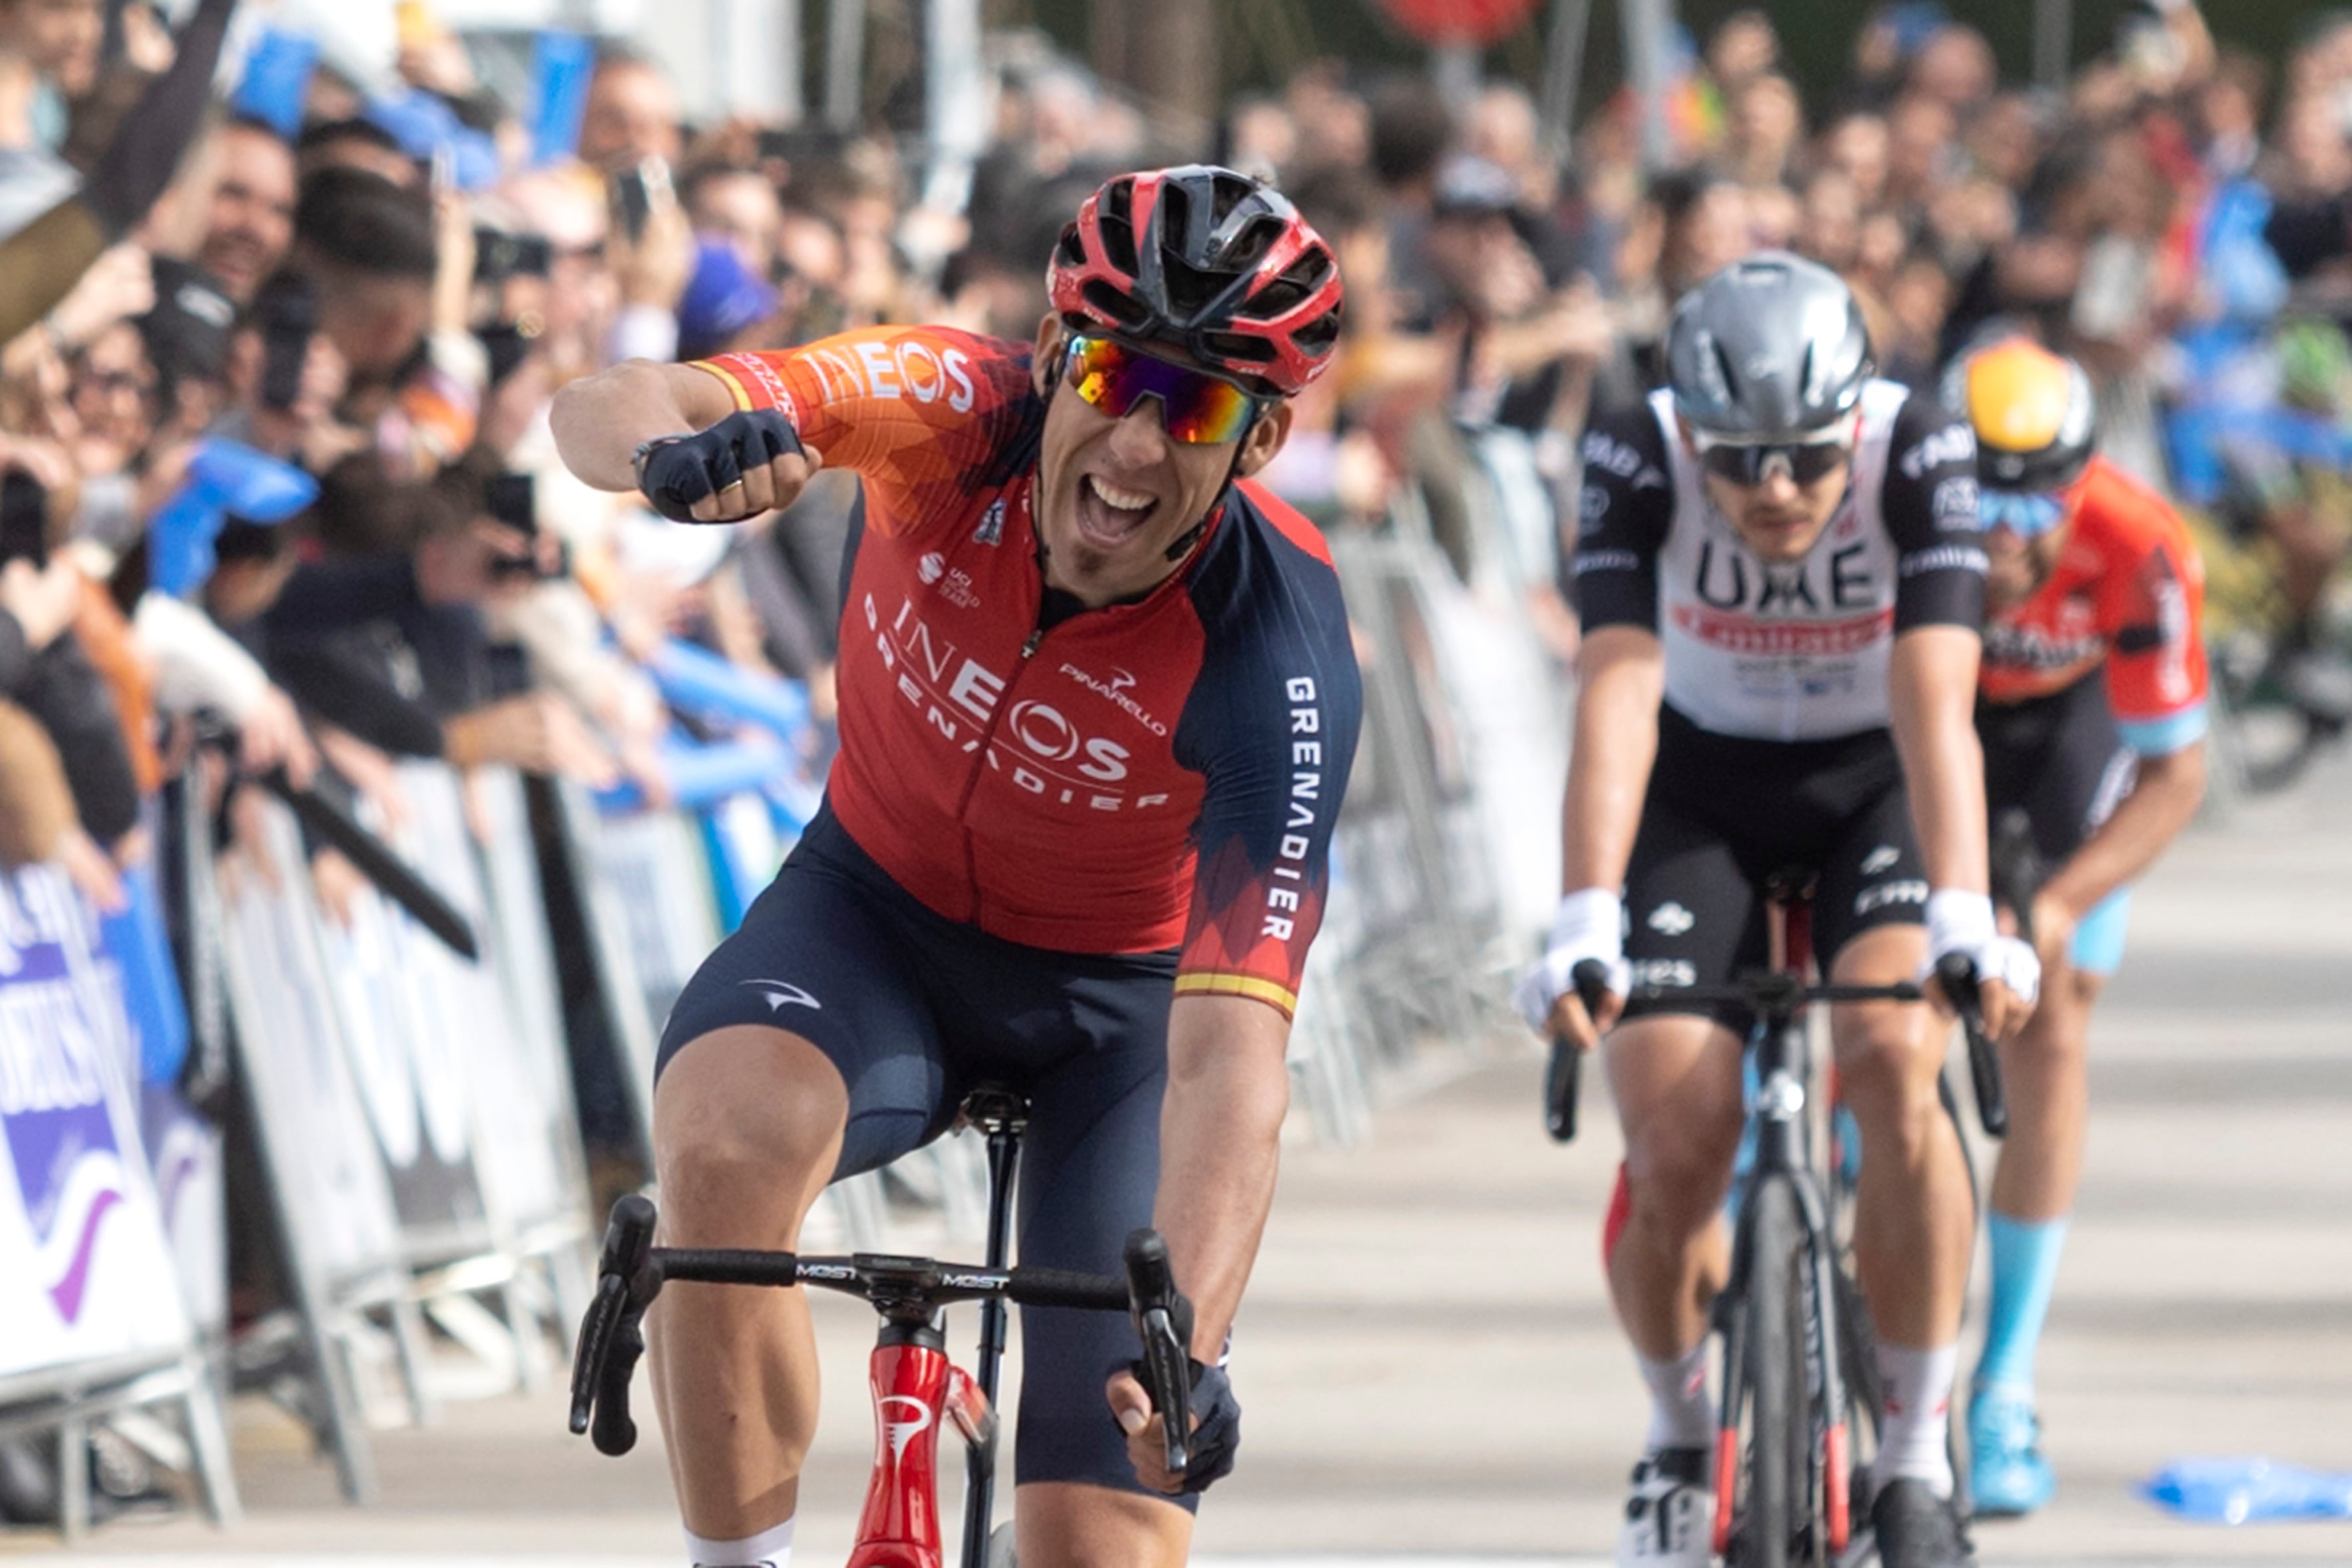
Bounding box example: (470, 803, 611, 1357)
(633, 408, 805, 522)
(1127, 1356, 1241, 1494)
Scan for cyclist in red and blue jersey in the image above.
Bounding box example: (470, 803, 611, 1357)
(1948, 339, 2209, 1519)
(552, 166, 1357, 1568)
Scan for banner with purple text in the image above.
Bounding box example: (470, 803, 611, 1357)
(0, 865, 193, 1381)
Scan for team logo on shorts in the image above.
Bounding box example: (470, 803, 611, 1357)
(1647, 901, 1696, 936)
(1861, 844, 1901, 874)
(740, 979, 822, 1012)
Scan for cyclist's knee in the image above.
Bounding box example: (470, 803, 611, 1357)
(1834, 1030, 1947, 1160)
(1016, 1480, 1190, 1568)
(653, 1026, 848, 1238)
(1622, 1118, 1741, 1236)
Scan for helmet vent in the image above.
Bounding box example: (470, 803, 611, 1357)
(1162, 252, 1223, 315)
(1705, 337, 1737, 410)
(1203, 331, 1276, 365)
(1100, 179, 1140, 277)
(1209, 171, 1253, 224)
(1292, 307, 1342, 354)
(1082, 279, 1150, 328)
(1240, 251, 1333, 322)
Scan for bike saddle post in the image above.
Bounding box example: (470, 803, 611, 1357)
(958, 1084, 1030, 1568)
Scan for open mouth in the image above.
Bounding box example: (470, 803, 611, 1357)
(1075, 473, 1160, 549)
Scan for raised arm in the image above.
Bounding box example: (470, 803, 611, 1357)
(550, 360, 745, 494)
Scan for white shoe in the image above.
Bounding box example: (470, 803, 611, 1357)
(1616, 1446, 1713, 1567)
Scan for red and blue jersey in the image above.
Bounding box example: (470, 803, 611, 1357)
(1978, 456, 2209, 756)
(696, 327, 1362, 1018)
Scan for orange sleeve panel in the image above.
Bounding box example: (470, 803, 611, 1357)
(693, 327, 1041, 538)
(2071, 461, 2209, 752)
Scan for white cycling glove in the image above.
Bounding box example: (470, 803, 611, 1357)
(1514, 888, 1632, 1034)
(1922, 890, 2040, 1008)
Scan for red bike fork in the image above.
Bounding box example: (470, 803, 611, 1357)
(846, 1330, 992, 1568)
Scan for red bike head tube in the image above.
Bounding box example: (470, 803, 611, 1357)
(848, 1333, 953, 1568)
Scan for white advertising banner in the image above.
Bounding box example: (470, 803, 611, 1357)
(214, 797, 406, 1285)
(396, 763, 581, 1235)
(0, 866, 192, 1380)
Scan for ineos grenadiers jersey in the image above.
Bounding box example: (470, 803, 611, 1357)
(1572, 382, 1988, 742)
(695, 328, 1361, 1019)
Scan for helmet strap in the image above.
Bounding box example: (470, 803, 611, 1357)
(1162, 420, 1260, 562)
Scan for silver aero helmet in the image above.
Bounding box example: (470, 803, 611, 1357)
(1665, 251, 1875, 440)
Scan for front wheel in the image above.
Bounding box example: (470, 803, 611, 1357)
(1733, 1177, 1818, 1568)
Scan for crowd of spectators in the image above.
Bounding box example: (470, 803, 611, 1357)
(1186, 1, 2352, 686)
(1, 0, 2349, 1168)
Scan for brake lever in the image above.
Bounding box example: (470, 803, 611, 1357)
(1934, 952, 2007, 1139)
(1545, 959, 1613, 1144)
(570, 1193, 662, 1454)
(1123, 1228, 1194, 1476)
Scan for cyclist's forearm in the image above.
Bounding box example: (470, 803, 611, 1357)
(2043, 741, 2205, 918)
(1891, 626, 1990, 895)
(552, 360, 737, 492)
(1561, 627, 1663, 892)
(1156, 994, 1291, 1358)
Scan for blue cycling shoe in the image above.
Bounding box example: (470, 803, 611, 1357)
(1968, 1385, 2056, 1517)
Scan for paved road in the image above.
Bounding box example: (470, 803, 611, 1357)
(9, 753, 2349, 1565)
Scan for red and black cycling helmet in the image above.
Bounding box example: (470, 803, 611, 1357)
(1049, 164, 1345, 397)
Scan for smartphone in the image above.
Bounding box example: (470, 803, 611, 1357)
(487, 471, 562, 580)
(473, 228, 552, 283)
(755, 127, 845, 166)
(0, 471, 48, 567)
(477, 319, 535, 387)
(487, 471, 536, 534)
(256, 273, 317, 413)
(611, 156, 672, 242)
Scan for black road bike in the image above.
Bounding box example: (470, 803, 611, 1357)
(1547, 888, 2005, 1567)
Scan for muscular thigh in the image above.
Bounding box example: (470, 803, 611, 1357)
(1008, 971, 1183, 1507)
(657, 843, 955, 1182)
(1606, 1013, 1747, 1193)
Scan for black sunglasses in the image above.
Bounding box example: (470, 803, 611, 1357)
(1693, 432, 1855, 487)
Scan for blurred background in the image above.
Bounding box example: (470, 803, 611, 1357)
(0, 0, 2345, 1561)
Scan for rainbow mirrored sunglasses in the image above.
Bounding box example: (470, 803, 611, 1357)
(1980, 489, 2068, 538)
(1689, 422, 1857, 487)
(1061, 334, 1273, 445)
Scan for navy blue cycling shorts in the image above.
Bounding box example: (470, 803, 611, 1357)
(657, 804, 1186, 1507)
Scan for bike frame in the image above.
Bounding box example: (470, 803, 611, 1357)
(849, 1324, 986, 1568)
(836, 1092, 1028, 1568)
(1707, 896, 1857, 1559)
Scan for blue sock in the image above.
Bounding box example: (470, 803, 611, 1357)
(1977, 1213, 2069, 1395)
